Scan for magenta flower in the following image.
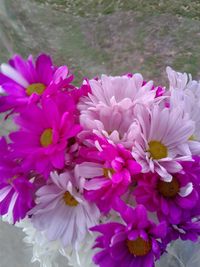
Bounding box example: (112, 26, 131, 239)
(76, 135, 141, 212)
(91, 200, 167, 267)
(0, 137, 35, 223)
(0, 54, 73, 113)
(10, 96, 81, 177)
(134, 171, 199, 224)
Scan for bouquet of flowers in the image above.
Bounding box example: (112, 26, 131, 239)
(0, 53, 200, 267)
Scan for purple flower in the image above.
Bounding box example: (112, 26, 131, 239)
(0, 137, 35, 223)
(165, 218, 200, 245)
(76, 135, 141, 212)
(134, 171, 199, 224)
(0, 54, 73, 113)
(161, 157, 200, 244)
(91, 200, 167, 267)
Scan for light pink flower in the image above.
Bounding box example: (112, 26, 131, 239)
(132, 104, 195, 181)
(30, 171, 100, 247)
(78, 74, 155, 148)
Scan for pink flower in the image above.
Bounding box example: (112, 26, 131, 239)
(78, 74, 155, 148)
(132, 104, 194, 181)
(30, 171, 100, 246)
(10, 96, 81, 177)
(0, 54, 73, 113)
(76, 135, 141, 212)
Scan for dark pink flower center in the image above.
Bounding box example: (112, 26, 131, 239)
(7, 175, 18, 185)
(127, 237, 152, 256)
(157, 178, 179, 198)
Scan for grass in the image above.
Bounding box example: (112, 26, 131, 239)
(1, 0, 200, 85)
(34, 0, 200, 20)
(1, 0, 200, 134)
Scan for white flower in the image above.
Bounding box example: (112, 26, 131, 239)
(167, 66, 200, 154)
(16, 218, 63, 267)
(60, 213, 118, 267)
(61, 234, 96, 267)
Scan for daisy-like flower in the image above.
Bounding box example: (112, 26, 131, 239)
(78, 74, 155, 148)
(167, 66, 200, 154)
(132, 104, 195, 181)
(0, 53, 73, 113)
(10, 96, 81, 177)
(158, 159, 200, 246)
(30, 171, 100, 247)
(0, 178, 34, 224)
(91, 200, 167, 267)
(166, 218, 200, 245)
(134, 171, 199, 224)
(76, 135, 141, 212)
(17, 218, 63, 267)
(0, 137, 35, 223)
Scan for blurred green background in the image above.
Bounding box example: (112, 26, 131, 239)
(1, 0, 200, 87)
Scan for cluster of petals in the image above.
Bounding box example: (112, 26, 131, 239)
(0, 137, 35, 223)
(76, 134, 141, 212)
(1, 53, 200, 267)
(78, 74, 156, 148)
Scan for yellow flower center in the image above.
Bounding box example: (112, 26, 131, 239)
(26, 83, 46, 96)
(148, 140, 168, 160)
(157, 178, 179, 198)
(127, 237, 152, 257)
(103, 168, 115, 178)
(40, 128, 53, 147)
(7, 175, 18, 185)
(63, 191, 79, 207)
(189, 135, 196, 141)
